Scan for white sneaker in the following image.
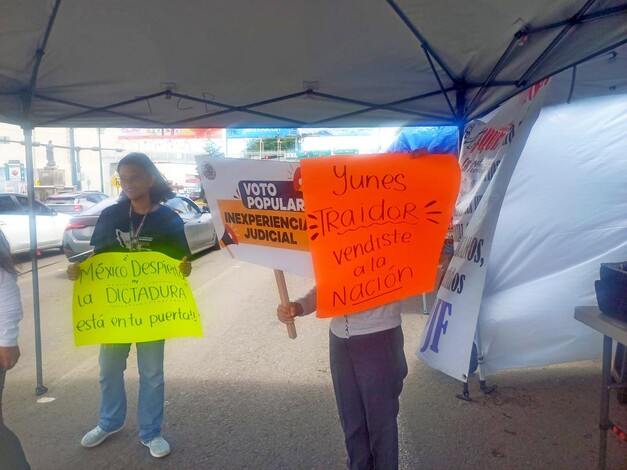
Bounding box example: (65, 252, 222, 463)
(81, 425, 123, 448)
(141, 436, 170, 458)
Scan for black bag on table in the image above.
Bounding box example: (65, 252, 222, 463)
(595, 262, 627, 322)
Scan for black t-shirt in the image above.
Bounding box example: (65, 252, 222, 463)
(90, 199, 191, 260)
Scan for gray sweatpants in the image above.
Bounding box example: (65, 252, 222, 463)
(329, 326, 408, 470)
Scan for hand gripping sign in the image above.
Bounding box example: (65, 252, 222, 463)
(300, 153, 461, 317)
(72, 252, 203, 346)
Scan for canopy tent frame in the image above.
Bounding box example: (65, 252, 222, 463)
(4, 0, 626, 395)
(5, 1, 624, 130)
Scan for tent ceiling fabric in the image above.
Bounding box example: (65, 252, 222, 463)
(0, 0, 626, 129)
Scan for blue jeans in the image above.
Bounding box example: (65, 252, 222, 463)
(97, 340, 165, 442)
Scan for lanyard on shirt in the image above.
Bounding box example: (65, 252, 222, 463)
(129, 204, 149, 252)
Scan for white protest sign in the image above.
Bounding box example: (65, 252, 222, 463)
(196, 157, 314, 277)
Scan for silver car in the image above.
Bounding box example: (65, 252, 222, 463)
(63, 195, 218, 261)
(44, 190, 109, 214)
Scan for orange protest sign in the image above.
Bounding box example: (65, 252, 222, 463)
(300, 153, 461, 317)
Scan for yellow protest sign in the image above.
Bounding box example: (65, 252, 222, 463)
(72, 252, 203, 346)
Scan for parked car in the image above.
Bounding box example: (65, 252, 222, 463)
(0, 193, 71, 254)
(44, 190, 109, 214)
(164, 196, 218, 255)
(62, 195, 218, 261)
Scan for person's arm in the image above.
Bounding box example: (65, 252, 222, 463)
(0, 345, 20, 371)
(0, 270, 23, 371)
(172, 224, 191, 259)
(276, 286, 316, 324)
(0, 306, 20, 348)
(166, 212, 192, 276)
(294, 286, 317, 316)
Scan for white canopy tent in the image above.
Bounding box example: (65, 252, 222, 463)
(0, 0, 626, 392)
(482, 94, 627, 373)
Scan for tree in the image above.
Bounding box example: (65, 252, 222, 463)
(203, 140, 225, 157)
(245, 137, 298, 153)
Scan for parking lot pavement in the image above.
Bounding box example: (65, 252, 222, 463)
(3, 251, 626, 469)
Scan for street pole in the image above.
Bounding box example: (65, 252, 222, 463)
(75, 147, 82, 191)
(69, 128, 77, 188)
(98, 129, 104, 191)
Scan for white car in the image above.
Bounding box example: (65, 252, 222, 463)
(0, 193, 71, 254)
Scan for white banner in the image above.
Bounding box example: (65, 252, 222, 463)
(196, 157, 314, 277)
(417, 81, 550, 382)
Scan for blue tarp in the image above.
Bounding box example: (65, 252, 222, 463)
(387, 126, 458, 154)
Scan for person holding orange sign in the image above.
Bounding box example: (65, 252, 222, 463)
(277, 288, 407, 470)
(276, 152, 461, 469)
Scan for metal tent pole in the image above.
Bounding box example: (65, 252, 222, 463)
(23, 127, 48, 396)
(474, 321, 497, 395)
(453, 87, 498, 401)
(19, 0, 60, 397)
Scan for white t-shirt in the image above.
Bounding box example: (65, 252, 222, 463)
(295, 287, 402, 338)
(0, 268, 23, 347)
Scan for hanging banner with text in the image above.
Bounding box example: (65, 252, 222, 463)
(72, 252, 202, 346)
(196, 156, 313, 277)
(300, 153, 461, 317)
(417, 80, 550, 382)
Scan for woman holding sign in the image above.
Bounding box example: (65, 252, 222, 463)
(67, 152, 191, 459)
(277, 289, 407, 470)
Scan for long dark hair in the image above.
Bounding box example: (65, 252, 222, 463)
(0, 229, 18, 276)
(117, 152, 174, 203)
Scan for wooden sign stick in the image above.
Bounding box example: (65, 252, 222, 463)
(274, 269, 297, 339)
